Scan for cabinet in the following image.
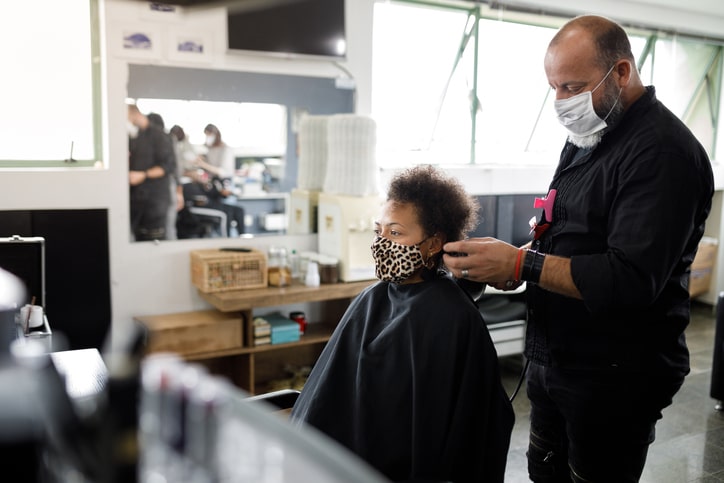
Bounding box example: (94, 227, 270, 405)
(135, 280, 373, 395)
(230, 192, 288, 235)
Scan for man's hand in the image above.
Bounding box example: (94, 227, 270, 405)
(129, 170, 146, 186)
(443, 237, 519, 285)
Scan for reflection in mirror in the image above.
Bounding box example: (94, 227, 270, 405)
(137, 98, 287, 194)
(131, 99, 288, 240)
(126, 64, 356, 242)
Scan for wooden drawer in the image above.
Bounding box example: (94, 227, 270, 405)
(136, 310, 244, 357)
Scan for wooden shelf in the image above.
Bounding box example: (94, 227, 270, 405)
(137, 280, 375, 394)
(183, 322, 336, 361)
(198, 279, 374, 312)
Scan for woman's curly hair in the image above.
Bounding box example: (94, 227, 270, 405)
(386, 165, 479, 243)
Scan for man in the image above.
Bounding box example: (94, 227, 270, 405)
(127, 104, 176, 241)
(444, 15, 714, 482)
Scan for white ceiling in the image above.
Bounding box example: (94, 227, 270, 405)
(164, 0, 724, 40)
(497, 0, 724, 39)
(631, 0, 724, 17)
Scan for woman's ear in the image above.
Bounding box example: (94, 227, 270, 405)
(427, 233, 446, 256)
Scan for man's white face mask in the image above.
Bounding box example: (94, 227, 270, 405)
(554, 64, 619, 142)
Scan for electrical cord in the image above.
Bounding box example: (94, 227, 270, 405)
(508, 357, 530, 403)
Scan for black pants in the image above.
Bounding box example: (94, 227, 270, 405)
(526, 362, 684, 482)
(130, 195, 169, 241)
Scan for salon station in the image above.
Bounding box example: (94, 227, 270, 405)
(2, 0, 724, 481)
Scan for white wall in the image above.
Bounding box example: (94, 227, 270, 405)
(99, 0, 378, 341)
(0, 0, 378, 344)
(0, 0, 722, 346)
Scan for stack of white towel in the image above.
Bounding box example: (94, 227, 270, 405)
(297, 114, 379, 196)
(297, 115, 330, 191)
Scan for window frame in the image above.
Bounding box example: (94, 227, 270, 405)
(0, 0, 102, 169)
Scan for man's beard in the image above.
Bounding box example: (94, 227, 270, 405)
(568, 80, 624, 149)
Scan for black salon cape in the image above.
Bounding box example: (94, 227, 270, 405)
(290, 276, 514, 483)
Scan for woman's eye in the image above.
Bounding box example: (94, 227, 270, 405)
(373, 229, 380, 235)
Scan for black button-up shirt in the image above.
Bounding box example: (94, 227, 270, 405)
(526, 86, 714, 376)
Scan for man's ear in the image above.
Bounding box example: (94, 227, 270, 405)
(615, 59, 632, 87)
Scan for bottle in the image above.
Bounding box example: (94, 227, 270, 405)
(318, 256, 339, 284)
(305, 261, 320, 287)
(267, 246, 291, 287)
(289, 311, 307, 335)
(289, 249, 301, 280)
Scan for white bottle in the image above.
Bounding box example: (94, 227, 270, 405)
(305, 261, 320, 287)
(289, 249, 301, 280)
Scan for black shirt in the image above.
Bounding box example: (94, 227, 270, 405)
(129, 125, 175, 202)
(526, 86, 714, 375)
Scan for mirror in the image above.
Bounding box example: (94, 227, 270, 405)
(135, 98, 288, 238)
(127, 64, 355, 241)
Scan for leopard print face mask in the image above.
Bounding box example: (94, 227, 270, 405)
(371, 235, 427, 283)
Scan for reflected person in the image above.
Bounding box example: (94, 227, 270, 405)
(169, 124, 201, 178)
(127, 104, 176, 241)
(194, 123, 235, 179)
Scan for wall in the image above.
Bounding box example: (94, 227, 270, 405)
(0, 0, 722, 347)
(0, 0, 376, 345)
(102, 0, 377, 341)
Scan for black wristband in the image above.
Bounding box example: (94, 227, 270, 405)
(521, 249, 545, 284)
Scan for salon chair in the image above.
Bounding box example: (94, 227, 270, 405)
(454, 276, 527, 357)
(477, 287, 527, 358)
(711, 292, 724, 411)
(187, 206, 228, 238)
(177, 180, 235, 238)
(477, 292, 527, 324)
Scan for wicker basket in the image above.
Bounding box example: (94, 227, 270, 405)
(191, 249, 268, 293)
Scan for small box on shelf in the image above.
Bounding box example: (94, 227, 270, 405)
(191, 248, 268, 293)
(255, 313, 301, 345)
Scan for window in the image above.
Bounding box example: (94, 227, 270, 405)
(474, 19, 559, 162)
(0, 0, 99, 167)
(372, 2, 472, 167)
(372, 1, 723, 166)
(637, 34, 723, 157)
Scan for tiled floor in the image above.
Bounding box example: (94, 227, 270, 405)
(499, 301, 724, 482)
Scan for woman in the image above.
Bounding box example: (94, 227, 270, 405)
(290, 165, 514, 483)
(195, 123, 235, 179)
(178, 124, 244, 236)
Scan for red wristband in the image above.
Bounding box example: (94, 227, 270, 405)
(514, 248, 525, 281)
